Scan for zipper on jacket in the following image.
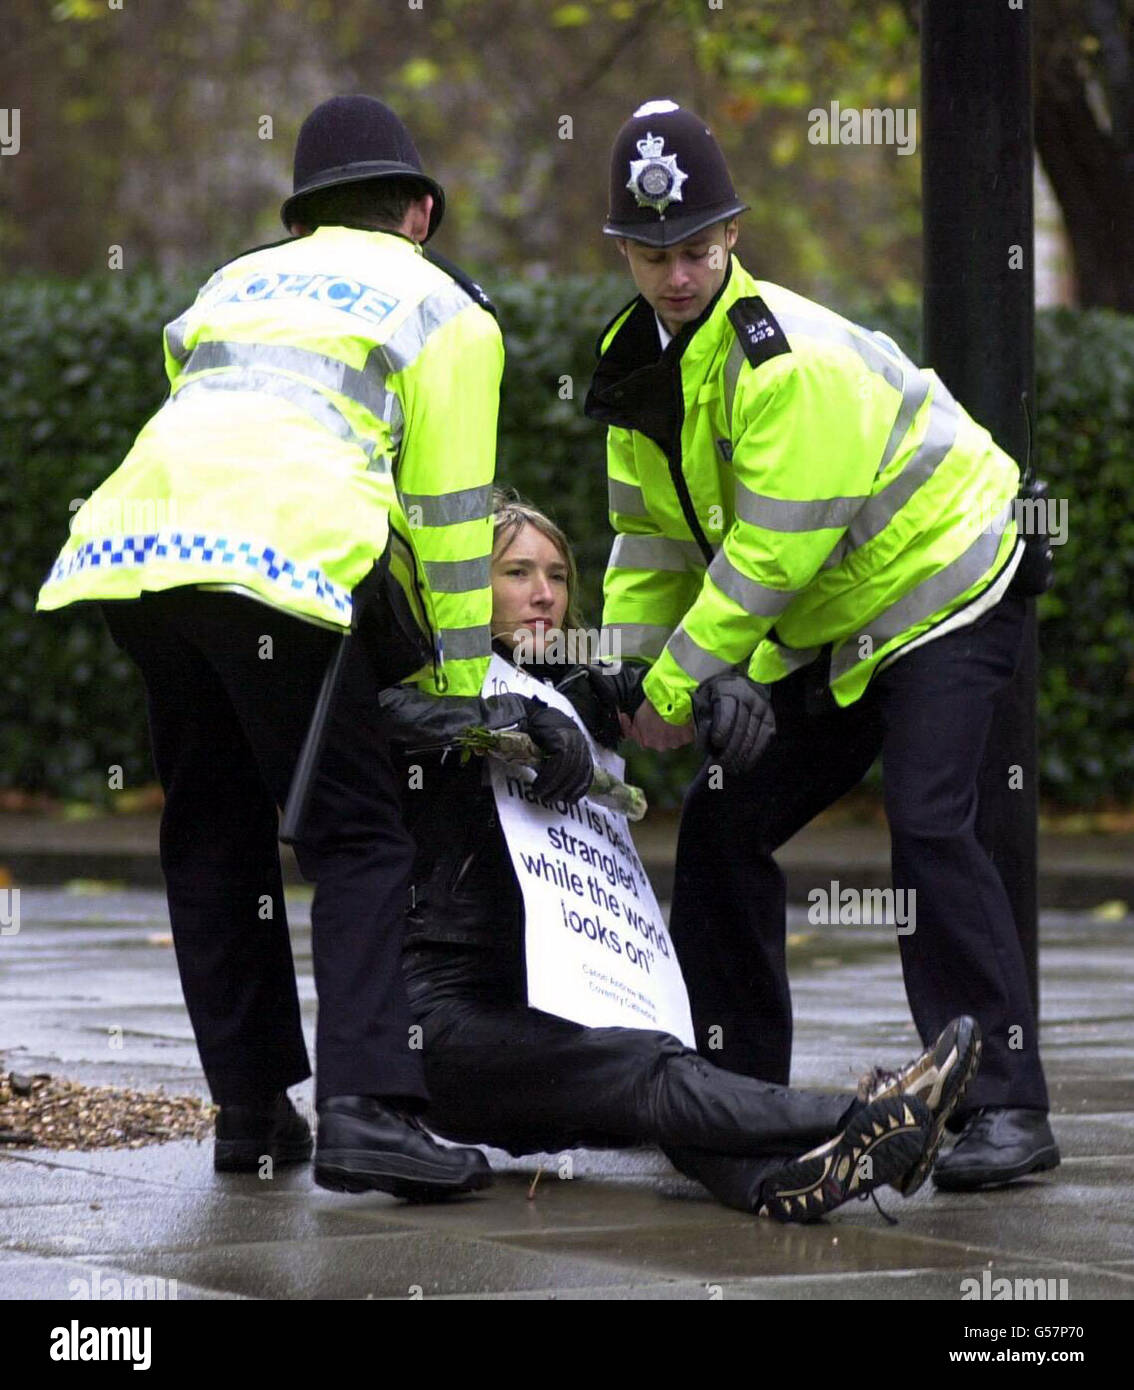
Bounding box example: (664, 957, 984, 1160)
(666, 401, 716, 567)
(662, 276, 733, 568)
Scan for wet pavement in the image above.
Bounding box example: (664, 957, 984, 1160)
(1, 888, 1132, 1301)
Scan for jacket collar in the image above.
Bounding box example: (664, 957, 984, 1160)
(308, 225, 424, 257)
(492, 637, 588, 690)
(584, 256, 751, 445)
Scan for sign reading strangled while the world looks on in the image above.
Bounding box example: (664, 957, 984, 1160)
(484, 653, 694, 1044)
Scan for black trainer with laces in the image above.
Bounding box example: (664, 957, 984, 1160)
(857, 1015, 982, 1197)
(757, 1093, 931, 1223)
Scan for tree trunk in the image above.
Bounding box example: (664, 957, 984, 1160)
(1035, 0, 1134, 311)
(904, 0, 1134, 311)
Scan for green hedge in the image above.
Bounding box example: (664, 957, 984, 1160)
(2, 273, 1131, 808)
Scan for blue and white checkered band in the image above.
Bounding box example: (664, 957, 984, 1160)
(626, 131, 688, 214)
(46, 531, 352, 616)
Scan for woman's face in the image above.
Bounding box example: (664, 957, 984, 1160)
(491, 522, 570, 658)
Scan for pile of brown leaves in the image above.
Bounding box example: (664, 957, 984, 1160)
(0, 1071, 215, 1150)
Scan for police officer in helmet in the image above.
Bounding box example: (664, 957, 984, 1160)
(584, 98, 1058, 1192)
(38, 95, 592, 1198)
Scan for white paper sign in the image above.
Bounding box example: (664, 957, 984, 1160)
(484, 653, 694, 1045)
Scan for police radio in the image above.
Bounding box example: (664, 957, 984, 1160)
(1009, 390, 1055, 598)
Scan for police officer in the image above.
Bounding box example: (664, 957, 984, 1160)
(38, 94, 592, 1198)
(584, 99, 1059, 1190)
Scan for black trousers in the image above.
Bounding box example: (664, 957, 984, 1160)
(669, 591, 1049, 1117)
(103, 589, 424, 1107)
(402, 944, 855, 1212)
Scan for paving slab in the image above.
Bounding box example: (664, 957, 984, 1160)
(1, 887, 1131, 1300)
(475, 1266, 1134, 1301)
(0, 1251, 242, 1300)
(0, 1159, 163, 1208)
(453, 1279, 720, 1300)
(102, 1231, 682, 1300)
(714, 1264, 1134, 1299)
(880, 1190, 1134, 1266)
(0, 1143, 312, 1197)
(493, 1218, 989, 1282)
(0, 1190, 414, 1260)
(1043, 1114, 1134, 1157)
(325, 1170, 742, 1240)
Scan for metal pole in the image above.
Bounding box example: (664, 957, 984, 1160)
(922, 0, 1039, 1010)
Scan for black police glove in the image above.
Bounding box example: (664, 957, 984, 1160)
(525, 700, 594, 803)
(482, 692, 537, 731)
(691, 671, 776, 775)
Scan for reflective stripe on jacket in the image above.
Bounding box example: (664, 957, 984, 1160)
(585, 256, 1020, 723)
(37, 226, 504, 695)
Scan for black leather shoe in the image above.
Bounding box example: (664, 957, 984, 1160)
(314, 1096, 493, 1201)
(933, 1107, 1060, 1191)
(214, 1093, 313, 1173)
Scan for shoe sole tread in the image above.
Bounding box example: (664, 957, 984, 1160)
(760, 1098, 929, 1223)
(894, 1022, 982, 1197)
(314, 1153, 492, 1201)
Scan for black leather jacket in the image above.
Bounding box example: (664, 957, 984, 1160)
(380, 645, 633, 950)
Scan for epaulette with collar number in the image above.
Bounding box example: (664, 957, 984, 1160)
(727, 296, 791, 369)
(424, 248, 498, 319)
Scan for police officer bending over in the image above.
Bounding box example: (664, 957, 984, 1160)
(379, 490, 982, 1222)
(37, 95, 592, 1200)
(583, 99, 1059, 1192)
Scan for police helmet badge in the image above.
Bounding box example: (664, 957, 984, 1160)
(626, 132, 688, 215)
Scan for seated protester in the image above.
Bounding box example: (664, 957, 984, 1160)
(379, 492, 982, 1221)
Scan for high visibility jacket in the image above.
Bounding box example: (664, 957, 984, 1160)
(585, 256, 1021, 724)
(37, 227, 504, 696)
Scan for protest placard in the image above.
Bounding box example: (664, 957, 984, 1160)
(484, 653, 694, 1044)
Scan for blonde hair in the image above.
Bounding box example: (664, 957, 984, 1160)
(491, 487, 587, 635)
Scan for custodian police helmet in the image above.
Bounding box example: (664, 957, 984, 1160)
(604, 99, 748, 248)
(281, 94, 446, 241)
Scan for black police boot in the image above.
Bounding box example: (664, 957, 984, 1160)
(933, 1108, 1060, 1191)
(314, 1096, 493, 1201)
(214, 1092, 313, 1173)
